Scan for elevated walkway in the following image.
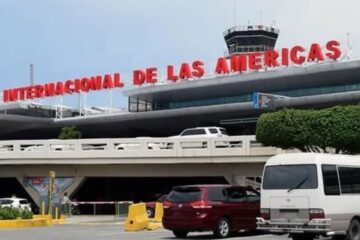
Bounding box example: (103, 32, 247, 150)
(0, 135, 292, 208)
(0, 135, 285, 165)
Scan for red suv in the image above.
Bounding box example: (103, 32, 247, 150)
(163, 185, 260, 238)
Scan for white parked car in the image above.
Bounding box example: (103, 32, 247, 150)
(0, 197, 32, 211)
(173, 127, 228, 138)
(115, 127, 229, 150)
(171, 127, 229, 149)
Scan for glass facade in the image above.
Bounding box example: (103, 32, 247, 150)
(153, 82, 360, 110)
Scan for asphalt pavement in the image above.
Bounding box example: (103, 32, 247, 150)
(0, 224, 288, 240)
(0, 217, 289, 240)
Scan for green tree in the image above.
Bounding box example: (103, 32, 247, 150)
(58, 126, 82, 139)
(256, 105, 360, 154)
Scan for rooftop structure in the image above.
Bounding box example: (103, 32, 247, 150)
(223, 25, 279, 56)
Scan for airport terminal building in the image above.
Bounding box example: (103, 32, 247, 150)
(1, 25, 360, 211)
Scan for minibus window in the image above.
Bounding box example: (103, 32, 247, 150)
(322, 165, 340, 195)
(339, 167, 360, 194)
(263, 165, 317, 190)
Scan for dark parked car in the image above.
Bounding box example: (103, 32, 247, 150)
(163, 185, 260, 238)
(145, 194, 168, 218)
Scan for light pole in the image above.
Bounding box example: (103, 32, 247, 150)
(48, 170, 56, 217)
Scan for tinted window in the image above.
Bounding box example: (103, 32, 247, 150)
(180, 129, 206, 136)
(0, 200, 13, 204)
(157, 195, 167, 202)
(263, 165, 318, 190)
(19, 200, 28, 204)
(208, 187, 227, 201)
(322, 165, 340, 195)
(209, 128, 218, 134)
(339, 167, 360, 194)
(220, 129, 228, 135)
(167, 188, 202, 202)
(226, 187, 247, 202)
(246, 190, 260, 202)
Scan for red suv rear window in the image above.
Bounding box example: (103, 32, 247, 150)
(167, 187, 202, 202)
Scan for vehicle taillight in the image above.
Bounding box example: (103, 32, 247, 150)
(309, 209, 325, 220)
(190, 200, 212, 209)
(260, 208, 270, 220)
(163, 201, 172, 209)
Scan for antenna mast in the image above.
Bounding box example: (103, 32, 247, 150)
(346, 32, 352, 59)
(30, 64, 34, 86)
(233, 0, 237, 26)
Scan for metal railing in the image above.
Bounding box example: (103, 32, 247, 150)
(63, 201, 133, 216)
(223, 25, 280, 36)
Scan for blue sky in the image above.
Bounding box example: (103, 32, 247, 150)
(0, 0, 359, 108)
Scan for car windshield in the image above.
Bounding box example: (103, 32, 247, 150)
(167, 188, 202, 202)
(263, 164, 318, 190)
(180, 129, 206, 136)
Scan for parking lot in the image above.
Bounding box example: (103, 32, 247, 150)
(0, 221, 288, 240)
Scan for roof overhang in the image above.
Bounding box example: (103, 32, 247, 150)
(123, 60, 360, 102)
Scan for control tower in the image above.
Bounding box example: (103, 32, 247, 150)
(223, 25, 280, 56)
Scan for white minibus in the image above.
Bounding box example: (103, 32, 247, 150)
(257, 153, 360, 240)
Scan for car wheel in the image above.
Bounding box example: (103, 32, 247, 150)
(346, 219, 360, 240)
(333, 235, 346, 240)
(146, 207, 154, 218)
(214, 217, 231, 238)
(291, 233, 314, 240)
(173, 230, 188, 238)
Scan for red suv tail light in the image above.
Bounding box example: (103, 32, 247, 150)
(190, 200, 212, 209)
(309, 209, 325, 220)
(260, 208, 270, 220)
(163, 201, 172, 209)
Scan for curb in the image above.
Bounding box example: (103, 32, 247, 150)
(0, 218, 49, 228)
(0, 215, 66, 228)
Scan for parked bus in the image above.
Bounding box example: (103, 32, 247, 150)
(257, 153, 360, 240)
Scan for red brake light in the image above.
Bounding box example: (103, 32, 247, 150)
(309, 209, 324, 220)
(163, 201, 172, 209)
(260, 208, 270, 220)
(190, 200, 212, 209)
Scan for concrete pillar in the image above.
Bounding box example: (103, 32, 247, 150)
(16, 176, 85, 207)
(66, 177, 85, 198)
(16, 176, 39, 206)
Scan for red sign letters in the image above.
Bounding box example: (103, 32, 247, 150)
(2, 40, 341, 102)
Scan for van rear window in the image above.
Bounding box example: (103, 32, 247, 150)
(167, 188, 202, 202)
(263, 164, 318, 190)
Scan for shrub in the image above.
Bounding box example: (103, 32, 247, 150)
(58, 126, 82, 139)
(256, 105, 360, 154)
(0, 207, 21, 220)
(0, 207, 33, 220)
(20, 209, 33, 219)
